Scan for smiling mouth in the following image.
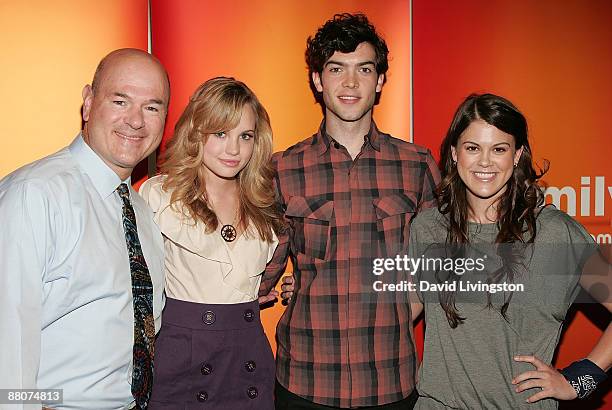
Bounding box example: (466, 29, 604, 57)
(338, 96, 360, 103)
(472, 171, 498, 181)
(115, 131, 145, 141)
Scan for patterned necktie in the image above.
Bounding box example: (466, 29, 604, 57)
(117, 183, 155, 409)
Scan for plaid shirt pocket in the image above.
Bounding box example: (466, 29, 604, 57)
(286, 196, 334, 261)
(373, 192, 417, 256)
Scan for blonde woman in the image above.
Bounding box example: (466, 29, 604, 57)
(140, 77, 284, 409)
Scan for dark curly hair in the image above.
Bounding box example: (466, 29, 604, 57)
(306, 13, 389, 94)
(437, 93, 548, 327)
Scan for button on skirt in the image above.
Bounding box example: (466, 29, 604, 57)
(149, 298, 275, 410)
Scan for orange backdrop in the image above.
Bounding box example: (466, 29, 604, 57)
(0, 0, 148, 178)
(150, 0, 412, 356)
(413, 0, 612, 408)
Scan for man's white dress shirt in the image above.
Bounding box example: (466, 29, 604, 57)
(0, 135, 165, 409)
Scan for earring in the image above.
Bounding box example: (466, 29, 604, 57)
(453, 160, 457, 167)
(513, 162, 518, 168)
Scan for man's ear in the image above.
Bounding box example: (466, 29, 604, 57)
(376, 74, 384, 93)
(312, 72, 323, 93)
(82, 85, 94, 122)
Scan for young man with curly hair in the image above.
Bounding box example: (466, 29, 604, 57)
(260, 13, 440, 410)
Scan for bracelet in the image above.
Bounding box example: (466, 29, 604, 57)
(560, 359, 607, 399)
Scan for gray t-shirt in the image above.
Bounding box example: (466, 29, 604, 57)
(411, 206, 594, 409)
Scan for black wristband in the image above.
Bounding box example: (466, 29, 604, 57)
(560, 359, 607, 399)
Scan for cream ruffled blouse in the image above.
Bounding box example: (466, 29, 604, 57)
(139, 175, 278, 304)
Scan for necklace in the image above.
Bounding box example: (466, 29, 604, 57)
(219, 206, 240, 242)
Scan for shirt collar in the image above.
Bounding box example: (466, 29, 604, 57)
(69, 133, 128, 199)
(314, 120, 382, 156)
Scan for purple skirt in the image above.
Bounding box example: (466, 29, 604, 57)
(149, 298, 275, 410)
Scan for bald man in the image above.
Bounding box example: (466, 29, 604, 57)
(0, 49, 169, 409)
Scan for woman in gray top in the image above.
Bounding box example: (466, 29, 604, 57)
(411, 93, 610, 409)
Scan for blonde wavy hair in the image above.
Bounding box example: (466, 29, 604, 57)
(161, 77, 283, 242)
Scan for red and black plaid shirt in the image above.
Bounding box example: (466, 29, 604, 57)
(260, 122, 440, 408)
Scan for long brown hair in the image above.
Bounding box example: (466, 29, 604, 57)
(437, 93, 548, 327)
(161, 77, 284, 242)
